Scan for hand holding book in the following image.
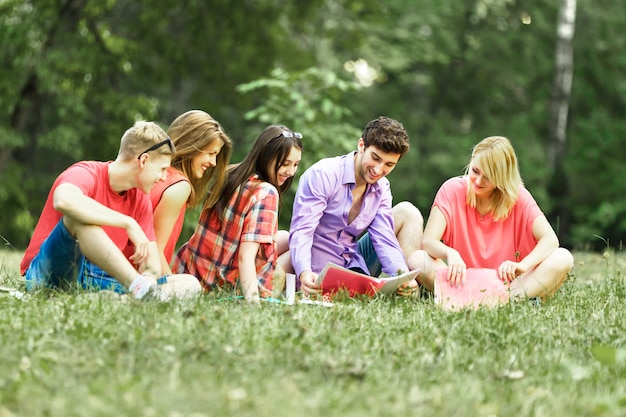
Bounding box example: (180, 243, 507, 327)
(316, 263, 421, 297)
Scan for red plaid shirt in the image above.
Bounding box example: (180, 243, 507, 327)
(173, 175, 278, 293)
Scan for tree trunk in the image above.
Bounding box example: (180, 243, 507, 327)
(6, 0, 87, 173)
(547, 0, 576, 245)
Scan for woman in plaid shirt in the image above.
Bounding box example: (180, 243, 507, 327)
(173, 125, 303, 303)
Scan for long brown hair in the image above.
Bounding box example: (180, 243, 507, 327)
(208, 125, 303, 219)
(167, 110, 232, 207)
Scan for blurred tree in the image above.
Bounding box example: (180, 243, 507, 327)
(289, 0, 625, 249)
(546, 0, 576, 241)
(234, 66, 363, 228)
(0, 0, 321, 248)
(564, 0, 626, 250)
(292, 0, 561, 224)
(1, 0, 159, 248)
(236, 67, 362, 165)
(1, 0, 624, 252)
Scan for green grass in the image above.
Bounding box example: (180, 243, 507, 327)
(1, 249, 626, 416)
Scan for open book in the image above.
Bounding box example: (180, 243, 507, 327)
(434, 268, 510, 310)
(316, 262, 421, 297)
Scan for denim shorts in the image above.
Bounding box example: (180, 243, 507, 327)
(358, 232, 382, 277)
(80, 259, 128, 294)
(25, 219, 84, 291)
(24, 219, 168, 293)
(80, 260, 169, 294)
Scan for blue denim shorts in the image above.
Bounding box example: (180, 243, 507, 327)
(80, 260, 169, 294)
(80, 259, 128, 294)
(24, 219, 168, 293)
(25, 219, 83, 291)
(358, 232, 382, 277)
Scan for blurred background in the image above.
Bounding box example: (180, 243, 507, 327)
(1, 0, 624, 252)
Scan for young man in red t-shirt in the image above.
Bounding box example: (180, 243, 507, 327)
(20, 121, 201, 300)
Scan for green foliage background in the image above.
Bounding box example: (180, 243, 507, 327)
(1, 0, 624, 251)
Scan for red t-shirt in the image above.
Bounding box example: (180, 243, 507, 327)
(149, 166, 189, 263)
(20, 161, 155, 275)
(434, 176, 543, 268)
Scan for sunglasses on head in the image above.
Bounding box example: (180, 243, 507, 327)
(137, 137, 174, 160)
(270, 131, 303, 142)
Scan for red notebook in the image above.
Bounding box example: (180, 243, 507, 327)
(316, 263, 421, 297)
(434, 268, 510, 310)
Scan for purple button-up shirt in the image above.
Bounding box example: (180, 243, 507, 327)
(290, 151, 408, 277)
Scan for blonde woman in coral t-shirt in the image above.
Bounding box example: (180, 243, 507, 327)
(408, 136, 573, 301)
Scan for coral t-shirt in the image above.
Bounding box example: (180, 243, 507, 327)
(433, 176, 543, 268)
(20, 161, 155, 275)
(149, 166, 189, 263)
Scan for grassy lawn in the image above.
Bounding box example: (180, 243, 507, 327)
(1, 249, 626, 417)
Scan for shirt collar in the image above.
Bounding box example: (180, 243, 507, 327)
(341, 151, 357, 185)
(341, 151, 381, 193)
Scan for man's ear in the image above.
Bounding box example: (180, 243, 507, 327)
(137, 153, 149, 167)
(357, 137, 365, 152)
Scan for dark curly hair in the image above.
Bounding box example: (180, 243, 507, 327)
(361, 116, 409, 156)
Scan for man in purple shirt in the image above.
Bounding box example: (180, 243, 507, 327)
(289, 116, 423, 294)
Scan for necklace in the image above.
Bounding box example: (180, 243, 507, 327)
(477, 209, 489, 221)
(476, 200, 490, 221)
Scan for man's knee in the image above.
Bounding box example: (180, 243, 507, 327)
(407, 249, 429, 270)
(393, 201, 423, 228)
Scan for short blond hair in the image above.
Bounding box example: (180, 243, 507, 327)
(118, 121, 173, 160)
(465, 136, 522, 221)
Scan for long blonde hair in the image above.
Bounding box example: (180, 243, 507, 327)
(465, 136, 522, 221)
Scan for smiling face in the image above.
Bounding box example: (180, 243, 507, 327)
(138, 153, 171, 193)
(271, 145, 302, 187)
(468, 162, 497, 199)
(190, 139, 224, 179)
(355, 138, 400, 185)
